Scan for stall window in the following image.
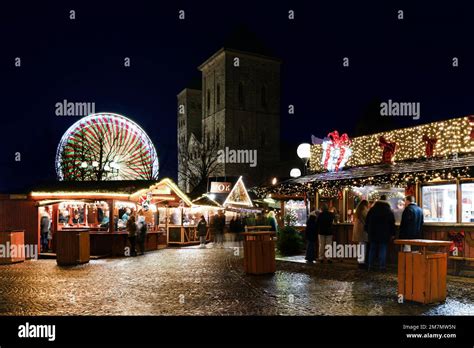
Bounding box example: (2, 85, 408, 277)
(422, 184, 457, 223)
(284, 200, 307, 226)
(461, 183, 474, 222)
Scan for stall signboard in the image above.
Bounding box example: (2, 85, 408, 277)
(210, 182, 232, 193)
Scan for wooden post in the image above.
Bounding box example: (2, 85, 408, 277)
(456, 178, 462, 223)
(108, 200, 114, 233)
(84, 203, 88, 226)
(52, 204, 59, 253)
(315, 192, 319, 210)
(342, 189, 347, 222)
(165, 205, 169, 244)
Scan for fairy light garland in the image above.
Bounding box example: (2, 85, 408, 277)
(310, 116, 473, 172)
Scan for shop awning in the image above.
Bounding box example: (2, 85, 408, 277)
(292, 154, 474, 184)
(252, 154, 474, 197)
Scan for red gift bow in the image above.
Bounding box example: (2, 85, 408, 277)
(323, 130, 352, 172)
(468, 116, 474, 139)
(422, 135, 437, 158)
(379, 136, 397, 164)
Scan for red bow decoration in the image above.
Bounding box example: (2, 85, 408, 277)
(323, 130, 352, 172)
(468, 116, 474, 139)
(448, 231, 464, 254)
(422, 135, 437, 158)
(379, 136, 397, 164)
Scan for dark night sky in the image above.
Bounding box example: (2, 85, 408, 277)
(2, 1, 474, 192)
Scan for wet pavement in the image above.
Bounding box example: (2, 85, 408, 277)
(0, 242, 474, 316)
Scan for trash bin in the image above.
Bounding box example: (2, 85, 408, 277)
(56, 229, 90, 266)
(395, 239, 452, 304)
(242, 231, 276, 274)
(0, 230, 25, 264)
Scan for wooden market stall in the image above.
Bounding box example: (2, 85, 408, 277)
(255, 116, 474, 275)
(0, 179, 197, 259)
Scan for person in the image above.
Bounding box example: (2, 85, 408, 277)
(122, 208, 130, 222)
(126, 215, 138, 256)
(72, 213, 80, 225)
(398, 195, 424, 252)
(316, 204, 334, 263)
(352, 200, 369, 269)
(267, 211, 278, 233)
(136, 214, 147, 255)
(365, 195, 396, 272)
(100, 215, 110, 228)
(304, 212, 318, 263)
(214, 210, 225, 248)
(40, 208, 51, 253)
(197, 215, 207, 248)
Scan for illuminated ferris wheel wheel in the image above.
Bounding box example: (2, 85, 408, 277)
(56, 113, 159, 181)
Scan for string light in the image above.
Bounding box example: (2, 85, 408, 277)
(310, 116, 473, 172)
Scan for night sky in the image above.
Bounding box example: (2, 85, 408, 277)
(2, 1, 474, 192)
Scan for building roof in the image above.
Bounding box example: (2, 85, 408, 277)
(30, 180, 159, 194)
(293, 154, 474, 184)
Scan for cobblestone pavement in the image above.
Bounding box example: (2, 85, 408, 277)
(1, 242, 474, 316)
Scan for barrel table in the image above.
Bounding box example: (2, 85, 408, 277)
(395, 239, 452, 304)
(56, 229, 90, 266)
(0, 230, 25, 264)
(242, 231, 276, 275)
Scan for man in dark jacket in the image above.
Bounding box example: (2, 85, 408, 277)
(365, 195, 395, 271)
(315, 204, 335, 263)
(304, 212, 318, 263)
(398, 195, 424, 251)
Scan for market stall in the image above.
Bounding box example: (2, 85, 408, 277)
(254, 116, 474, 273)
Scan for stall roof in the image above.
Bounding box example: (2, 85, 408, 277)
(251, 154, 474, 198)
(28, 178, 194, 207)
(291, 154, 474, 184)
(192, 176, 257, 208)
(31, 180, 158, 194)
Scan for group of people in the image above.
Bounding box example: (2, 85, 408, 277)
(125, 212, 148, 256)
(305, 195, 424, 271)
(196, 210, 279, 248)
(197, 211, 226, 248)
(353, 194, 423, 271)
(304, 204, 336, 263)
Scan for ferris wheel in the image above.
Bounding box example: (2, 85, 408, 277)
(56, 113, 159, 181)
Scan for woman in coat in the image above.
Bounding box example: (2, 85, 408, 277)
(126, 215, 138, 256)
(305, 213, 318, 263)
(352, 200, 369, 268)
(197, 215, 208, 248)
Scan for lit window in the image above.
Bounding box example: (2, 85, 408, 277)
(461, 183, 474, 222)
(422, 184, 457, 223)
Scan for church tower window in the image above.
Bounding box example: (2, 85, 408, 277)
(216, 84, 221, 105)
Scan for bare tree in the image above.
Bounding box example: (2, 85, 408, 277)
(178, 139, 222, 194)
